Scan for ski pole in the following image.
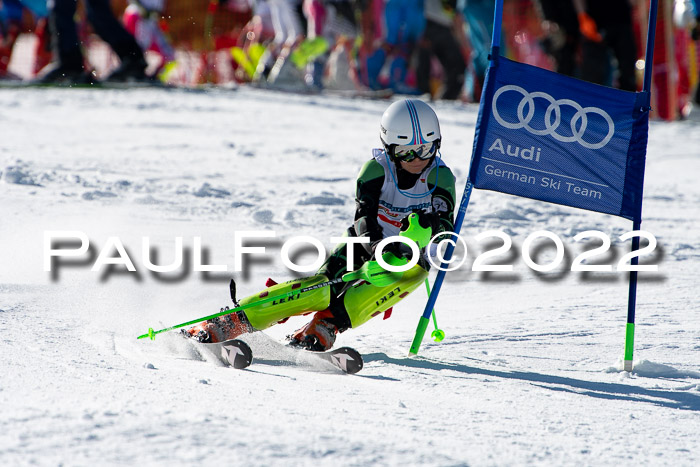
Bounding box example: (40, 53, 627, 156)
(137, 276, 348, 340)
(424, 279, 444, 342)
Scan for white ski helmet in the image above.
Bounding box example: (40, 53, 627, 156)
(380, 99, 441, 162)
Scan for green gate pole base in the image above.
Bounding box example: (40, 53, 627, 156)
(624, 322, 635, 372)
(409, 316, 430, 356)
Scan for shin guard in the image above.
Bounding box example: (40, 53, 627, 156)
(239, 275, 331, 331)
(342, 264, 428, 328)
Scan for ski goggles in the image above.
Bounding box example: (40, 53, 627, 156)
(390, 141, 438, 162)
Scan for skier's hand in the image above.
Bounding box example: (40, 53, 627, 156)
(399, 211, 437, 248)
(578, 12, 603, 43)
(382, 240, 416, 261)
(420, 210, 441, 234)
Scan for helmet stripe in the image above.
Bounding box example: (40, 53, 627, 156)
(405, 100, 418, 144)
(406, 100, 426, 144)
(407, 101, 418, 144)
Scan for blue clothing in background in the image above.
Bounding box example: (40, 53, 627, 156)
(384, 0, 425, 46)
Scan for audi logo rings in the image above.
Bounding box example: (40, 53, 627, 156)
(492, 85, 615, 150)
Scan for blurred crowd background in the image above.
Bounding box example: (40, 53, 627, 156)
(1, 0, 698, 120)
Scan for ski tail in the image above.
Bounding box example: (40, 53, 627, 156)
(319, 347, 364, 374)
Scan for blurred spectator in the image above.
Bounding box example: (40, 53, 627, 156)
(38, 0, 148, 84)
(363, 0, 425, 91)
(122, 0, 176, 79)
(356, 0, 384, 87)
(533, 0, 579, 76)
(674, 0, 700, 105)
(300, 0, 361, 89)
(231, 0, 275, 81)
(573, 0, 637, 91)
(254, 0, 305, 81)
(416, 0, 466, 99)
(459, 0, 503, 101)
(0, 0, 51, 78)
(242, 0, 277, 48)
(692, 0, 700, 105)
(384, 0, 424, 91)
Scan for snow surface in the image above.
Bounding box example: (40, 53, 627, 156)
(1, 87, 699, 466)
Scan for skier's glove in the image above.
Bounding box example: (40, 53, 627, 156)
(342, 251, 408, 286)
(399, 211, 436, 249)
(421, 210, 441, 234)
(578, 12, 603, 42)
(388, 240, 419, 263)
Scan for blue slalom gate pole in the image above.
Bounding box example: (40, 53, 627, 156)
(625, 0, 658, 371)
(642, 0, 659, 93)
(409, 0, 504, 356)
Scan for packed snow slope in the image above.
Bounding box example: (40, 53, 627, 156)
(1, 87, 699, 466)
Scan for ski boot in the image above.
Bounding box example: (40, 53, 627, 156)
(183, 310, 253, 343)
(288, 310, 338, 351)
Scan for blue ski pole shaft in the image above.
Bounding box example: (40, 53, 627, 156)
(410, 181, 473, 355)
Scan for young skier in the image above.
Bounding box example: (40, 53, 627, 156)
(185, 99, 456, 351)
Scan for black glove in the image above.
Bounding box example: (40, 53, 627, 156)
(381, 240, 414, 260)
(400, 210, 440, 236)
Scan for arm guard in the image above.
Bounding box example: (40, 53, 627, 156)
(354, 159, 385, 252)
(427, 164, 457, 237)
